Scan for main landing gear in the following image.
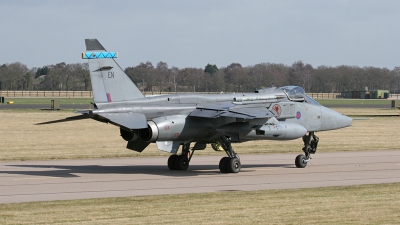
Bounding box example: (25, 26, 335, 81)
(167, 136, 241, 173)
(295, 132, 319, 168)
(168, 143, 193, 170)
(216, 136, 241, 173)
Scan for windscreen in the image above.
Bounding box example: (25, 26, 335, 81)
(278, 86, 321, 105)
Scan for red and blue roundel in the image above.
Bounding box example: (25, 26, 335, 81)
(296, 111, 301, 119)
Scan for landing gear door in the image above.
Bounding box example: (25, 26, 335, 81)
(156, 141, 181, 153)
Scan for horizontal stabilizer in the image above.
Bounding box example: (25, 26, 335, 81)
(35, 114, 91, 125)
(98, 112, 147, 129)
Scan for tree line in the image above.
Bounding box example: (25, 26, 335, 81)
(0, 62, 90, 91)
(1, 60, 399, 94)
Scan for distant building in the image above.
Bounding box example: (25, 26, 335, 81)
(341, 90, 389, 99)
(370, 90, 390, 99)
(341, 91, 366, 99)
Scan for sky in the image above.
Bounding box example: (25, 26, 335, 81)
(1, 0, 399, 70)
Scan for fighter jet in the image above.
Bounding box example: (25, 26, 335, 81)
(39, 39, 352, 173)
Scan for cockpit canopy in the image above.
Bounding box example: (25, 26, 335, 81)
(278, 86, 321, 105)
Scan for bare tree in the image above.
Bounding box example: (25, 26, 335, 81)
(290, 61, 314, 92)
(393, 67, 400, 94)
(0, 62, 31, 90)
(225, 63, 245, 92)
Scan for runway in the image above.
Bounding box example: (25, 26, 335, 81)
(1, 151, 399, 204)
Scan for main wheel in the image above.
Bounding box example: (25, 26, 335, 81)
(175, 155, 189, 170)
(227, 157, 241, 173)
(168, 155, 178, 170)
(219, 157, 230, 173)
(295, 154, 307, 168)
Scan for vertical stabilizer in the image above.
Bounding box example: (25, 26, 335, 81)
(84, 39, 144, 103)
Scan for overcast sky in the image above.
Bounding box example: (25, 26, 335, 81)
(1, 0, 399, 70)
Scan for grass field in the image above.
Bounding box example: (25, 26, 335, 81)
(1, 183, 399, 224)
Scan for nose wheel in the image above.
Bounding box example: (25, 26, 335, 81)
(295, 154, 309, 168)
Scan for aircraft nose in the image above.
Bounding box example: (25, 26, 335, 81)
(335, 114, 352, 129)
(321, 107, 352, 130)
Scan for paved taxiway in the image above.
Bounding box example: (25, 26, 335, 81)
(1, 150, 399, 204)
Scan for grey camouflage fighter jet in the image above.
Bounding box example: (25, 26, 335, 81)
(39, 39, 352, 173)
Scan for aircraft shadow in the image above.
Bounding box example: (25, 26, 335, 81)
(1, 163, 294, 178)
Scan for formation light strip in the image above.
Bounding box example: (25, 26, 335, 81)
(82, 52, 118, 59)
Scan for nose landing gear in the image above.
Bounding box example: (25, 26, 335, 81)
(295, 132, 319, 168)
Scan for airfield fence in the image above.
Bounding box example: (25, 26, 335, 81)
(307, 93, 340, 99)
(1, 90, 399, 99)
(0, 91, 93, 98)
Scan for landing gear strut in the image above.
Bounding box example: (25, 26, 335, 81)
(168, 143, 194, 170)
(217, 136, 241, 173)
(167, 137, 241, 173)
(295, 132, 319, 168)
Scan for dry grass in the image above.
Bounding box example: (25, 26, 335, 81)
(1, 109, 400, 161)
(0, 183, 399, 224)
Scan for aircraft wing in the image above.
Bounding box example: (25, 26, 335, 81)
(189, 104, 274, 119)
(227, 106, 274, 119)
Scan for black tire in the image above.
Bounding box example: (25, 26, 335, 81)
(168, 155, 178, 170)
(227, 157, 241, 173)
(219, 157, 230, 173)
(295, 154, 307, 168)
(175, 155, 189, 170)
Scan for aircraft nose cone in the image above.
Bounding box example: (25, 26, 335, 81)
(336, 114, 352, 129)
(321, 107, 352, 130)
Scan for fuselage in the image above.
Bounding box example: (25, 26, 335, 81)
(79, 39, 353, 170)
(91, 87, 352, 143)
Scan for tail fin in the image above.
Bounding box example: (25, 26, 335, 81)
(84, 39, 144, 103)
